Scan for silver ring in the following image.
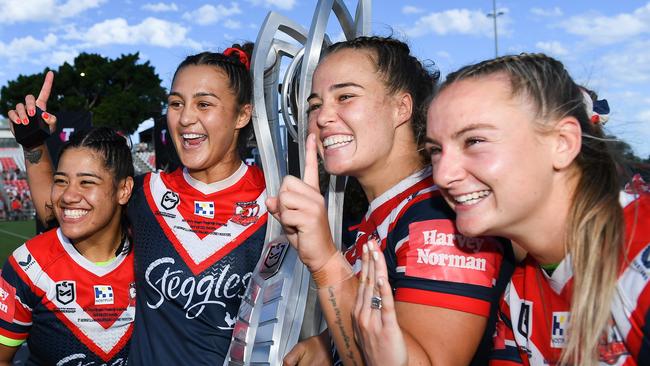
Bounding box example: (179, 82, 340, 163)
(370, 295, 382, 310)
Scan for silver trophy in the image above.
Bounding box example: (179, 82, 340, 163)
(225, 1, 371, 365)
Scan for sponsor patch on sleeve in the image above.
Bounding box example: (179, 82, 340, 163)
(0, 277, 16, 323)
(404, 219, 502, 287)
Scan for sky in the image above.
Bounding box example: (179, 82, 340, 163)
(0, 0, 649, 157)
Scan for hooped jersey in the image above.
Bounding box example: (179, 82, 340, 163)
(490, 193, 650, 366)
(126, 163, 267, 365)
(340, 167, 514, 364)
(0, 228, 135, 365)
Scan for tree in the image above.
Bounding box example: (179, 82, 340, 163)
(607, 135, 650, 182)
(0, 52, 166, 134)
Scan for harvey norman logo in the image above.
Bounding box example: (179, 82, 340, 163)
(422, 229, 485, 252)
(416, 249, 487, 271)
(415, 228, 487, 272)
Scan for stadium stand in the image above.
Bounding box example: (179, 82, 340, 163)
(0, 148, 25, 171)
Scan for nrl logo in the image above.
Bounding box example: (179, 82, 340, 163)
(260, 242, 288, 280)
(161, 190, 180, 210)
(55, 281, 76, 305)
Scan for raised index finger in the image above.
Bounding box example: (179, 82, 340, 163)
(302, 133, 320, 191)
(36, 71, 54, 110)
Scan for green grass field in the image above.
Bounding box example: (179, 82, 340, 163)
(0, 219, 36, 265)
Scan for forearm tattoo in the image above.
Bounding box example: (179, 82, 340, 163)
(327, 287, 358, 366)
(24, 148, 43, 164)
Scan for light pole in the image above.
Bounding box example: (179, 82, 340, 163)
(486, 0, 504, 57)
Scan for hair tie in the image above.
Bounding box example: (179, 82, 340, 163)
(592, 99, 610, 124)
(223, 47, 250, 71)
(581, 89, 610, 125)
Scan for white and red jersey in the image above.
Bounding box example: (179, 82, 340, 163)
(0, 228, 135, 365)
(341, 167, 514, 364)
(490, 193, 650, 366)
(126, 163, 267, 365)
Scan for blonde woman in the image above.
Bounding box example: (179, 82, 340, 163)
(354, 53, 650, 365)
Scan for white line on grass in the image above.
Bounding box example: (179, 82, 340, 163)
(0, 228, 30, 240)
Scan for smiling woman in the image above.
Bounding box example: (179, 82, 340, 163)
(4, 42, 268, 366)
(0, 127, 136, 366)
(268, 36, 515, 366)
(360, 52, 650, 366)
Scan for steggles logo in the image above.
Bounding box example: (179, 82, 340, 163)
(145, 257, 251, 323)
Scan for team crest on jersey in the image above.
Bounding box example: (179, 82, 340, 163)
(194, 201, 215, 219)
(232, 201, 260, 225)
(56, 281, 76, 305)
(551, 311, 569, 348)
(94, 285, 114, 305)
(161, 190, 180, 210)
(598, 324, 629, 365)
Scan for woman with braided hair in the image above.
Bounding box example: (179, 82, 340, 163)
(269, 36, 514, 365)
(0, 127, 136, 365)
(5, 43, 267, 365)
(358, 52, 650, 365)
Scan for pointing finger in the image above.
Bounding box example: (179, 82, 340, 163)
(36, 71, 54, 111)
(302, 134, 320, 191)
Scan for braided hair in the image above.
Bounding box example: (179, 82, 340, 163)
(58, 126, 134, 186)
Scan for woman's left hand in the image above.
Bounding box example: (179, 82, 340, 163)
(352, 240, 407, 366)
(265, 134, 337, 273)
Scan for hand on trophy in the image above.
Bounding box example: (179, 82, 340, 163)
(353, 240, 407, 366)
(282, 332, 333, 366)
(266, 133, 338, 273)
(7, 71, 58, 142)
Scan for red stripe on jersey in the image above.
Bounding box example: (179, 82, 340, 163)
(346, 174, 433, 263)
(0, 327, 28, 341)
(623, 194, 650, 264)
(386, 189, 440, 237)
(143, 170, 268, 275)
(6, 258, 37, 324)
(489, 360, 525, 366)
(396, 287, 491, 317)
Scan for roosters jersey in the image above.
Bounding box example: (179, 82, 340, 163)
(0, 228, 135, 365)
(340, 167, 514, 363)
(490, 194, 650, 366)
(127, 163, 267, 365)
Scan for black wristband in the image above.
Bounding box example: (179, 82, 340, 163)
(14, 106, 51, 150)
